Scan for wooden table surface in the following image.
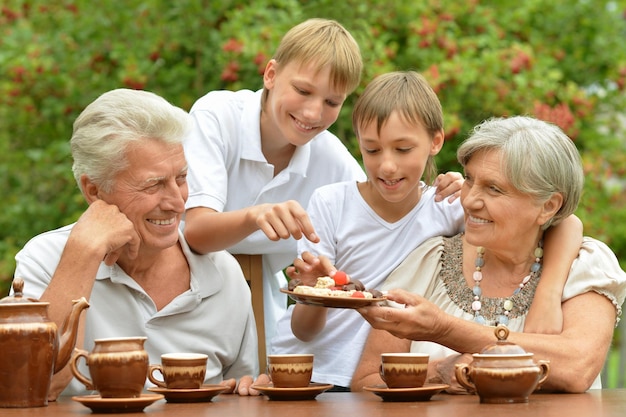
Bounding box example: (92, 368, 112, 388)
(2, 389, 624, 417)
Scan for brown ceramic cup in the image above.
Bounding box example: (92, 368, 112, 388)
(379, 353, 429, 388)
(148, 353, 208, 389)
(70, 337, 149, 398)
(267, 354, 314, 388)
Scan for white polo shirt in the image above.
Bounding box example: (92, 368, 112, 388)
(184, 89, 366, 345)
(14, 227, 258, 396)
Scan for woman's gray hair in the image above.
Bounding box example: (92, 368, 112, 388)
(71, 88, 190, 194)
(457, 116, 583, 229)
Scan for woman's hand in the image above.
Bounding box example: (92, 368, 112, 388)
(358, 289, 449, 341)
(427, 354, 474, 394)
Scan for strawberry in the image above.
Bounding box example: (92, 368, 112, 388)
(333, 270, 349, 286)
(351, 291, 365, 298)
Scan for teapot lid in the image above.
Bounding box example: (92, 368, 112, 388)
(479, 324, 527, 355)
(0, 278, 40, 304)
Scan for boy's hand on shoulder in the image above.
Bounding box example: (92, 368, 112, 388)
(434, 172, 464, 203)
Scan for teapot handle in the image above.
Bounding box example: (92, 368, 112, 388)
(454, 363, 476, 393)
(70, 348, 95, 390)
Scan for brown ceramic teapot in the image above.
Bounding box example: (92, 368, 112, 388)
(0, 278, 90, 408)
(455, 324, 550, 403)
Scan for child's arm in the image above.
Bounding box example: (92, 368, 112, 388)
(524, 215, 583, 333)
(291, 303, 330, 342)
(286, 252, 342, 341)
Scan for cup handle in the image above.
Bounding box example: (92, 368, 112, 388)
(454, 363, 476, 392)
(536, 360, 550, 389)
(147, 364, 167, 388)
(70, 348, 95, 390)
(378, 364, 386, 384)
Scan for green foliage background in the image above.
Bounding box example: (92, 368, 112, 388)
(2, 0, 626, 287)
(1, 0, 626, 383)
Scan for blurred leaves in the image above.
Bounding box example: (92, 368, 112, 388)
(1, 0, 626, 296)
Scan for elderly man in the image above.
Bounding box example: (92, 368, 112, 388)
(14, 89, 263, 398)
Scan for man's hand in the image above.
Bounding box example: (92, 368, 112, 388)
(234, 374, 271, 396)
(71, 199, 140, 265)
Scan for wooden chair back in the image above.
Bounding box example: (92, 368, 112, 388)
(234, 254, 266, 374)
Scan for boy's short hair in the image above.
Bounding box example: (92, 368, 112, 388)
(352, 71, 444, 184)
(261, 18, 362, 105)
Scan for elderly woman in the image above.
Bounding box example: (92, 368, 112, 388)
(352, 116, 626, 393)
(13, 89, 263, 398)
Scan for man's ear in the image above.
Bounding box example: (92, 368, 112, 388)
(81, 175, 100, 204)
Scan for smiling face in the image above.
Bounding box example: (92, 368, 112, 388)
(261, 59, 347, 147)
(461, 149, 556, 253)
(359, 111, 443, 219)
(97, 140, 188, 253)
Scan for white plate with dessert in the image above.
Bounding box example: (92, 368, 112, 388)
(282, 274, 386, 309)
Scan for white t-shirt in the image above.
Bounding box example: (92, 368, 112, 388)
(14, 227, 258, 396)
(384, 234, 626, 390)
(183, 89, 366, 345)
(270, 181, 464, 387)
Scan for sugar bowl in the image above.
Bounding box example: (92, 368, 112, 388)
(455, 324, 550, 403)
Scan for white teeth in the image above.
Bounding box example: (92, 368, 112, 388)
(469, 215, 490, 224)
(149, 218, 175, 225)
(383, 179, 401, 185)
(294, 118, 314, 130)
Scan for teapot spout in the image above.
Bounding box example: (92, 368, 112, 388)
(54, 297, 90, 374)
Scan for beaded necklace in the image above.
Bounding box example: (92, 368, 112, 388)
(471, 242, 543, 326)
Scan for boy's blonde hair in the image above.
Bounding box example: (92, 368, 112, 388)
(352, 71, 444, 184)
(261, 18, 362, 106)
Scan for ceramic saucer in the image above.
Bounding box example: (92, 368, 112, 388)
(72, 393, 164, 413)
(363, 383, 449, 402)
(251, 382, 334, 400)
(147, 384, 229, 403)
